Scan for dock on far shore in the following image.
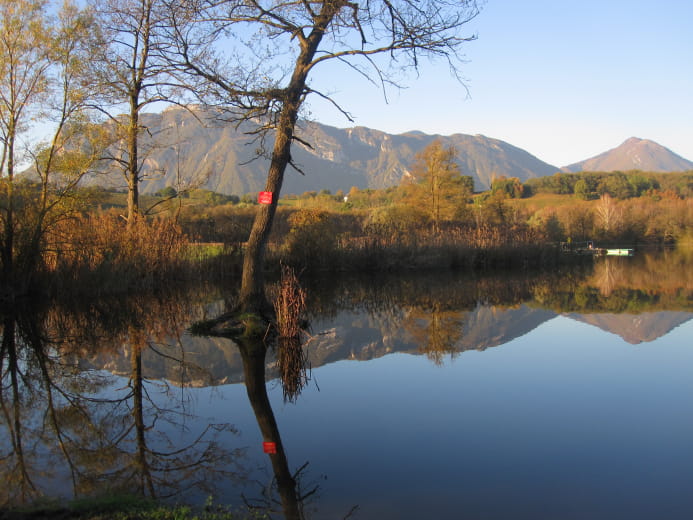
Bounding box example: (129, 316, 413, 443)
(561, 241, 634, 257)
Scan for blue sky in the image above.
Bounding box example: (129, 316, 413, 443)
(306, 0, 693, 167)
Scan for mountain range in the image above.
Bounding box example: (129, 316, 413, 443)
(92, 106, 693, 195)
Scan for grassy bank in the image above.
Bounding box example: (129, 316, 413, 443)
(0, 495, 266, 520)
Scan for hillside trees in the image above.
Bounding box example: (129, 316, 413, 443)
(0, 0, 104, 290)
(573, 178, 592, 200)
(526, 171, 670, 200)
(166, 0, 480, 313)
(491, 175, 523, 198)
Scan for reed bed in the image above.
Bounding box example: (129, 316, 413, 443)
(270, 220, 562, 273)
(43, 213, 191, 294)
(27, 207, 573, 297)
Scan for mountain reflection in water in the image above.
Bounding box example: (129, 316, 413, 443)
(1, 250, 692, 518)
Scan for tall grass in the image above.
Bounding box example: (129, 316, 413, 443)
(44, 213, 189, 293)
(269, 216, 562, 273)
(183, 242, 243, 281)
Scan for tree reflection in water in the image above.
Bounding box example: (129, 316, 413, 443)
(0, 290, 243, 508)
(402, 303, 465, 365)
(302, 252, 692, 364)
(235, 337, 316, 520)
(0, 285, 319, 517)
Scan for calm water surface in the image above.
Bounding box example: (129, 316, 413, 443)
(2, 251, 693, 519)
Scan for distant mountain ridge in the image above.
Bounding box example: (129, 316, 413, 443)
(562, 137, 693, 173)
(296, 123, 560, 191)
(91, 107, 558, 194)
(88, 107, 692, 196)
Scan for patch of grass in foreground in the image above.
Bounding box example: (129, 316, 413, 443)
(1, 495, 269, 520)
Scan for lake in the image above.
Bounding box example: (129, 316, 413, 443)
(1, 249, 692, 519)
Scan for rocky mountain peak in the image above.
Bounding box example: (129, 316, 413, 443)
(563, 137, 693, 173)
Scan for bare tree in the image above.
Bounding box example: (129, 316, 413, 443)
(595, 192, 621, 236)
(165, 0, 480, 314)
(91, 0, 186, 226)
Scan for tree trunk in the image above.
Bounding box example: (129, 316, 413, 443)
(238, 119, 293, 313)
(126, 97, 140, 226)
(2, 128, 16, 283)
(237, 7, 338, 314)
(127, 172, 139, 225)
(239, 69, 322, 311)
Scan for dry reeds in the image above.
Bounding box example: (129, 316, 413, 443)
(272, 264, 306, 339)
(272, 264, 309, 402)
(45, 212, 189, 293)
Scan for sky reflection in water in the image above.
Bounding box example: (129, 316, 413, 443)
(261, 315, 693, 519)
(2, 253, 693, 519)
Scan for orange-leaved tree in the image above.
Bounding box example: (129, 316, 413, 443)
(406, 140, 469, 234)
